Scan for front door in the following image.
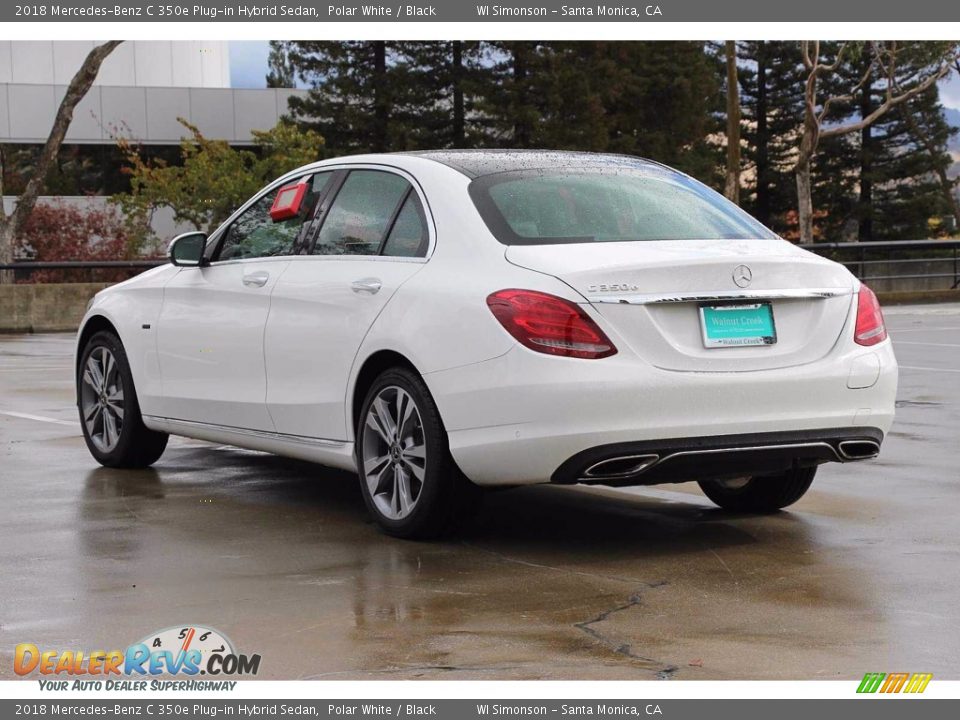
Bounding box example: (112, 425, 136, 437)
(155, 173, 332, 430)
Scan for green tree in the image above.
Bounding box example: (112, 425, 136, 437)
(113, 120, 324, 236)
(473, 42, 722, 184)
(864, 86, 959, 240)
(398, 41, 487, 149)
(475, 41, 546, 149)
(794, 41, 959, 244)
(266, 40, 295, 88)
(600, 41, 722, 182)
(738, 41, 806, 234)
(286, 41, 413, 153)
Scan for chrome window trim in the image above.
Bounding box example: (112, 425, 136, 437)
(205, 162, 437, 265)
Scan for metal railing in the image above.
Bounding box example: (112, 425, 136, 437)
(798, 239, 960, 289)
(0, 259, 166, 283)
(2, 239, 960, 289)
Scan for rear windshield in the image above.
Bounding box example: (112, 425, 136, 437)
(468, 168, 778, 245)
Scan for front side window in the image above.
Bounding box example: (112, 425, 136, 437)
(469, 168, 778, 246)
(313, 170, 411, 256)
(217, 173, 332, 261)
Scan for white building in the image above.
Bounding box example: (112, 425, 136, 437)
(1, 41, 309, 243)
(0, 41, 305, 145)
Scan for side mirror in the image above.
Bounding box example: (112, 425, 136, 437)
(168, 232, 208, 267)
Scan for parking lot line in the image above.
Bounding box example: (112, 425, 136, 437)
(893, 341, 960, 348)
(898, 365, 960, 374)
(0, 410, 77, 426)
(887, 326, 960, 332)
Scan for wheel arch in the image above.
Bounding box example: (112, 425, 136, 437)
(350, 349, 422, 439)
(76, 314, 122, 395)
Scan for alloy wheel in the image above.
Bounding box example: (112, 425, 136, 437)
(361, 386, 427, 520)
(715, 476, 751, 490)
(80, 346, 125, 452)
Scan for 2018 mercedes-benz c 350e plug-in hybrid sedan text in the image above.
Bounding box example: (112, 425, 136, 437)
(76, 151, 897, 538)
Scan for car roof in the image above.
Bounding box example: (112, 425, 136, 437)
(400, 150, 667, 179)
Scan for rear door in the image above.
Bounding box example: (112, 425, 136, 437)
(264, 167, 431, 441)
(155, 173, 332, 429)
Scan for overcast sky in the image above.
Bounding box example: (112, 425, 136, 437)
(229, 41, 960, 111)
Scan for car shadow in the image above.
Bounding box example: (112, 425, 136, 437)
(79, 444, 819, 563)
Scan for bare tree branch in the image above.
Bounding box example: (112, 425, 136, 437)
(794, 40, 960, 244)
(818, 59, 876, 123)
(0, 41, 122, 283)
(820, 61, 954, 139)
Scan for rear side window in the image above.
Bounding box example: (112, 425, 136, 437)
(381, 194, 428, 258)
(469, 168, 778, 246)
(313, 170, 410, 256)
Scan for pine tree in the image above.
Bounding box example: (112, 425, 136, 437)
(397, 41, 487, 149)
(475, 41, 546, 149)
(866, 85, 958, 240)
(286, 42, 413, 153)
(738, 41, 806, 234)
(265, 41, 295, 88)
(471, 42, 722, 184)
(832, 44, 960, 241)
(601, 41, 722, 182)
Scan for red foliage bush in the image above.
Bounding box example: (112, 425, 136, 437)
(16, 201, 142, 283)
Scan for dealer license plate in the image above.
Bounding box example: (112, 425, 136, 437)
(699, 302, 777, 348)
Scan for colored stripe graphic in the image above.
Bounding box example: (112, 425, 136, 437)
(857, 672, 932, 694)
(881, 672, 909, 693)
(904, 673, 933, 694)
(857, 673, 885, 693)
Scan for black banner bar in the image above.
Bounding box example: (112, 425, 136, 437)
(5, 1, 960, 23)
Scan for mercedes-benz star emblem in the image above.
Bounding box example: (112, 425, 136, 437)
(733, 265, 753, 288)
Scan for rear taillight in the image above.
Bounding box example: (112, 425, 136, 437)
(486, 289, 616, 359)
(854, 285, 887, 346)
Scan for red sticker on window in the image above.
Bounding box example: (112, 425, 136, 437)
(269, 179, 308, 222)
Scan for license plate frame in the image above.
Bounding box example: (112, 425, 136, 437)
(699, 302, 777, 348)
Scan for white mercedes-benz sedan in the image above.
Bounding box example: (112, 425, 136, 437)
(75, 151, 897, 538)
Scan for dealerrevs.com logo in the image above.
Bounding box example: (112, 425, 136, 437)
(15, 625, 260, 690)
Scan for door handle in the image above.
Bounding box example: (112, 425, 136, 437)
(351, 278, 382, 294)
(242, 271, 270, 288)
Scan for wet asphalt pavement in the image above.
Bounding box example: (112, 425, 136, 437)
(1, 305, 959, 681)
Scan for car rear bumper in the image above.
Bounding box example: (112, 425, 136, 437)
(549, 426, 883, 487)
(424, 340, 897, 487)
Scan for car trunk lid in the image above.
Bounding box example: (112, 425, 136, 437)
(505, 239, 855, 372)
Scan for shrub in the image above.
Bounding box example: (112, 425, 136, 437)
(15, 201, 152, 283)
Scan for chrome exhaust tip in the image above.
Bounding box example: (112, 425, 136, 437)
(582, 454, 660, 480)
(837, 440, 881, 461)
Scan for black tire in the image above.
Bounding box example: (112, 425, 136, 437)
(355, 367, 481, 539)
(77, 330, 168, 468)
(697, 466, 817, 513)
